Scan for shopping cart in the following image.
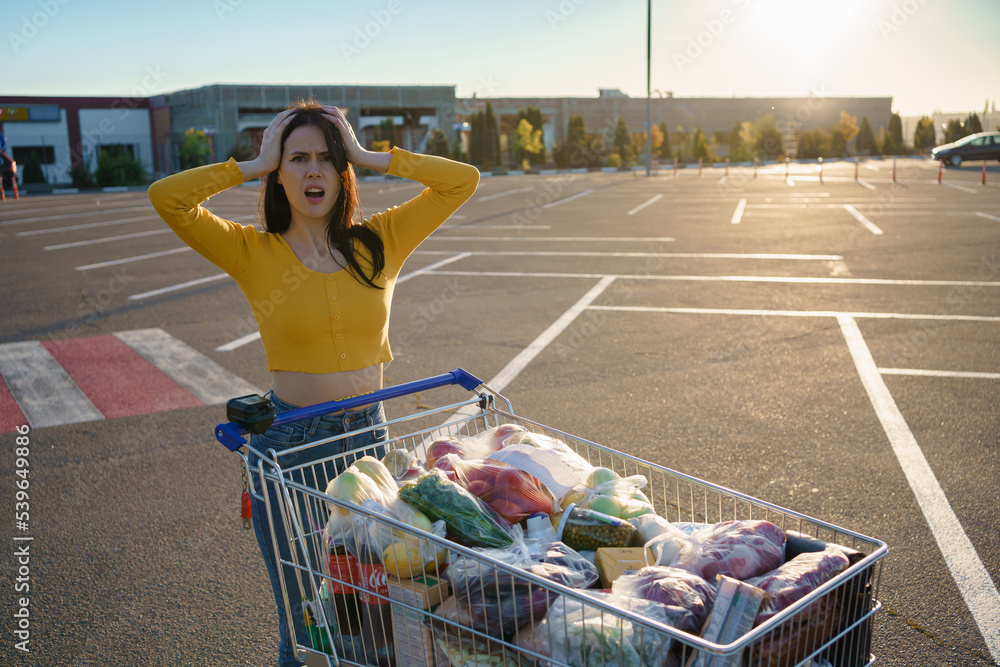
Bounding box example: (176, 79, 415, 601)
(216, 369, 887, 667)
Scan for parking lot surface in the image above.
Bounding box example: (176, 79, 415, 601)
(1, 157, 997, 665)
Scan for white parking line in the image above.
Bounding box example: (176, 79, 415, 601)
(856, 179, 877, 191)
(627, 194, 662, 216)
(0, 205, 151, 226)
(44, 228, 172, 250)
(843, 204, 884, 235)
(940, 182, 977, 194)
(879, 368, 1000, 380)
(427, 236, 676, 243)
(128, 273, 229, 301)
(839, 316, 1000, 663)
(15, 215, 161, 236)
(975, 212, 1000, 223)
(447, 276, 617, 420)
(542, 189, 593, 208)
(75, 247, 191, 271)
(587, 305, 1000, 322)
(430, 270, 1000, 290)
(730, 199, 747, 225)
(477, 186, 536, 202)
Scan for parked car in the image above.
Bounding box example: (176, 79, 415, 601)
(931, 131, 1000, 167)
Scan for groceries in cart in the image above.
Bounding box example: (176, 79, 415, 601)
(304, 424, 871, 667)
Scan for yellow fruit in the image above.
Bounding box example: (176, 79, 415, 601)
(382, 542, 423, 579)
(424, 551, 448, 574)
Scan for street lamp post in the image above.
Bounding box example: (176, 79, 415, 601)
(645, 0, 652, 177)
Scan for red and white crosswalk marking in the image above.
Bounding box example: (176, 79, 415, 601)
(0, 328, 261, 432)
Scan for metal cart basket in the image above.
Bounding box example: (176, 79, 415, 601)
(216, 369, 887, 667)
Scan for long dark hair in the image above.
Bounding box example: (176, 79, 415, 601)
(260, 100, 385, 289)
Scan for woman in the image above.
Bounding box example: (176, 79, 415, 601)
(149, 101, 479, 666)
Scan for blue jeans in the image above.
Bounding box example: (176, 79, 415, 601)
(248, 392, 388, 667)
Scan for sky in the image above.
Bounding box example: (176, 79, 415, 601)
(3, 0, 998, 117)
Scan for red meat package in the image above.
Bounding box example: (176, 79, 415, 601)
(434, 453, 556, 525)
(671, 520, 786, 581)
(746, 545, 851, 665)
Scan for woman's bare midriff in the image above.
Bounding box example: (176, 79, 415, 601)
(270, 363, 383, 410)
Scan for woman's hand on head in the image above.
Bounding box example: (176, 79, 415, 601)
(322, 106, 392, 173)
(237, 109, 294, 181)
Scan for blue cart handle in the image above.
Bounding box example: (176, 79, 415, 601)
(215, 368, 483, 451)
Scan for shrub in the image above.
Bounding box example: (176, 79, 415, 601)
(71, 165, 95, 188)
(178, 128, 211, 170)
(95, 146, 145, 187)
(22, 151, 45, 184)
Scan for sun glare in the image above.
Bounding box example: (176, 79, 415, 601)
(753, 0, 869, 53)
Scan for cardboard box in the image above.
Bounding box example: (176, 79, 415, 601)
(595, 547, 653, 588)
(387, 575, 449, 667)
(689, 575, 765, 667)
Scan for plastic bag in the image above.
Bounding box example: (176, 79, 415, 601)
(486, 431, 595, 502)
(324, 458, 434, 558)
(628, 513, 678, 547)
(670, 520, 786, 581)
(746, 544, 851, 624)
(436, 453, 556, 525)
(444, 528, 599, 638)
(423, 426, 511, 470)
(745, 546, 850, 666)
(646, 523, 695, 567)
(560, 467, 656, 520)
(611, 566, 716, 633)
(398, 469, 513, 548)
(514, 590, 681, 667)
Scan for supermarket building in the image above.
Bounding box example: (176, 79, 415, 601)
(0, 84, 894, 186)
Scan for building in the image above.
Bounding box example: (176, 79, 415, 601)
(0, 96, 154, 186)
(1, 85, 898, 187)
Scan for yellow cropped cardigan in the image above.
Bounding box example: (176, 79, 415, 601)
(148, 148, 479, 373)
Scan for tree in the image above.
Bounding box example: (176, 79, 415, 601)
(425, 128, 449, 157)
(657, 121, 672, 160)
(913, 116, 937, 153)
(554, 114, 592, 169)
(650, 124, 664, 156)
(515, 107, 545, 166)
(855, 117, 878, 155)
(887, 113, 904, 149)
(469, 102, 500, 169)
(514, 118, 543, 170)
(797, 129, 830, 159)
(375, 118, 397, 148)
(837, 111, 859, 155)
(613, 117, 631, 164)
(691, 127, 716, 162)
(751, 114, 783, 160)
(22, 151, 45, 184)
(179, 128, 211, 170)
(945, 118, 969, 143)
(484, 102, 500, 166)
(728, 120, 749, 162)
(967, 113, 983, 134)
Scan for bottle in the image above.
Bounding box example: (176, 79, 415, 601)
(526, 512, 558, 542)
(327, 545, 362, 636)
(354, 539, 395, 667)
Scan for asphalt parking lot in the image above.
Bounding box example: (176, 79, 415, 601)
(0, 156, 997, 666)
